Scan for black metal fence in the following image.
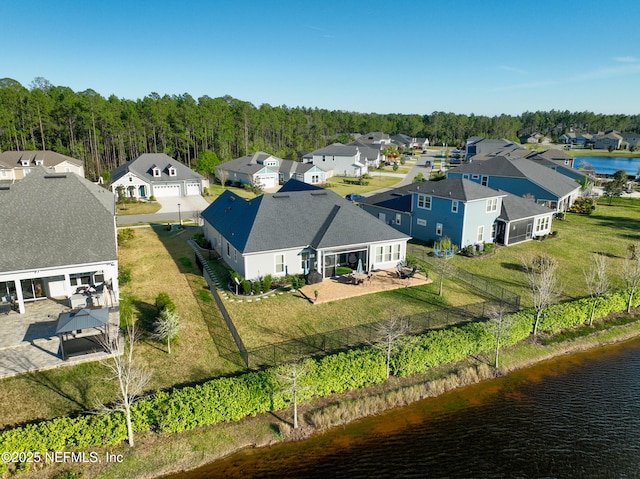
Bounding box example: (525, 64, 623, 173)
(407, 244, 521, 308)
(234, 299, 518, 369)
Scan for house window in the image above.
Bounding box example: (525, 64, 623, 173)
(392, 244, 401, 261)
(129, 177, 133, 182)
(153, 168, 160, 177)
(486, 198, 498, 212)
(234, 249, 237, 262)
(375, 246, 383, 263)
(322, 155, 326, 162)
(20, 160, 29, 166)
(275, 254, 285, 273)
(491, 222, 496, 239)
(395, 213, 401, 225)
(472, 174, 480, 179)
(417, 194, 431, 210)
(34, 159, 43, 166)
(226, 242, 230, 257)
(536, 216, 550, 232)
(436, 223, 443, 236)
(463, 174, 469, 179)
(168, 166, 177, 177)
(451, 200, 458, 213)
(477, 225, 484, 242)
(301, 252, 310, 272)
(481, 176, 488, 186)
(417, 218, 427, 226)
(311, 174, 319, 183)
(384, 245, 392, 262)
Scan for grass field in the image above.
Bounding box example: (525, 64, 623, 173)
(417, 197, 640, 307)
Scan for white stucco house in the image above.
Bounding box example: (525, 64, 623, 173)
(0, 168, 119, 315)
(201, 180, 410, 281)
(214, 152, 327, 189)
(0, 150, 85, 182)
(109, 153, 209, 199)
(305, 143, 368, 178)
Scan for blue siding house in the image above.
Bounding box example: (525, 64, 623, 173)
(359, 178, 506, 248)
(446, 156, 581, 212)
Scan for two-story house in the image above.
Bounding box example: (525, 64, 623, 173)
(446, 156, 580, 212)
(358, 178, 506, 248)
(0, 150, 85, 181)
(306, 144, 368, 178)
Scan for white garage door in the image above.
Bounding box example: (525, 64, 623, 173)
(153, 184, 181, 197)
(260, 175, 277, 189)
(186, 182, 201, 196)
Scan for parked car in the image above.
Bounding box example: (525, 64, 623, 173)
(345, 193, 366, 202)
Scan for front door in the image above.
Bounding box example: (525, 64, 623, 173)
(526, 223, 533, 239)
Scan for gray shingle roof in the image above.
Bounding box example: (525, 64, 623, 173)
(312, 143, 359, 156)
(0, 168, 117, 273)
(450, 156, 580, 198)
(111, 153, 205, 183)
(0, 150, 83, 167)
(201, 181, 409, 254)
(498, 190, 554, 221)
(359, 178, 504, 212)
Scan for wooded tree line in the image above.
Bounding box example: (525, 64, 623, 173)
(2, 77, 639, 181)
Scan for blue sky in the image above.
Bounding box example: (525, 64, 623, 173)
(1, 0, 639, 116)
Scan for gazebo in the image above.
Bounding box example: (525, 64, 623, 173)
(55, 308, 112, 360)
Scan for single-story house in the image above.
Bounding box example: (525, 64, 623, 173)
(215, 152, 326, 188)
(306, 144, 368, 178)
(201, 180, 410, 281)
(446, 156, 581, 212)
(110, 153, 209, 199)
(0, 168, 119, 315)
(0, 150, 85, 181)
(358, 178, 506, 248)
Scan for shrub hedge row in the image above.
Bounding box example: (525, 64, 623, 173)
(2, 290, 639, 473)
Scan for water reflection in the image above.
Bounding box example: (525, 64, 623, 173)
(172, 338, 640, 478)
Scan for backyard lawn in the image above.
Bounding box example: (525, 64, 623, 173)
(221, 279, 487, 349)
(420, 197, 640, 307)
(0, 226, 237, 429)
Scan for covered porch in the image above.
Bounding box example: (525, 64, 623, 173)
(1, 265, 118, 315)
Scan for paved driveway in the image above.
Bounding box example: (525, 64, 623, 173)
(156, 195, 210, 214)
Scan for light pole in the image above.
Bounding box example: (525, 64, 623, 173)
(177, 203, 182, 227)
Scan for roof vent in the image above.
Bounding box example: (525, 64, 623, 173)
(0, 186, 10, 191)
(44, 174, 67, 179)
(273, 194, 290, 198)
(310, 192, 327, 196)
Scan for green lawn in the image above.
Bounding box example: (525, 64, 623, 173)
(325, 175, 403, 197)
(223, 280, 486, 349)
(116, 200, 162, 215)
(412, 197, 640, 308)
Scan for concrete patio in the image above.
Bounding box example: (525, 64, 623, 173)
(298, 269, 431, 304)
(0, 299, 120, 378)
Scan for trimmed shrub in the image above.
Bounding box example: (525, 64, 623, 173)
(242, 280, 252, 295)
(155, 292, 176, 313)
(252, 280, 262, 295)
(262, 274, 272, 292)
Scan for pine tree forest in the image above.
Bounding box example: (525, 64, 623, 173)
(2, 77, 639, 182)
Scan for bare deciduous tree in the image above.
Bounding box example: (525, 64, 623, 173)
(99, 319, 151, 447)
(584, 253, 610, 326)
(276, 360, 310, 429)
(522, 254, 560, 336)
(433, 256, 456, 296)
(622, 242, 640, 313)
(487, 305, 514, 368)
(153, 308, 181, 354)
(371, 315, 410, 378)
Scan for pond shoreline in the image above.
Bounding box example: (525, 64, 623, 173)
(17, 312, 640, 479)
